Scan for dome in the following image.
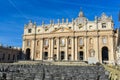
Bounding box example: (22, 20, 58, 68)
(78, 10, 84, 17)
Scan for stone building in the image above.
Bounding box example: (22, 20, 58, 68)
(22, 10, 118, 64)
(0, 45, 21, 62)
(116, 28, 120, 65)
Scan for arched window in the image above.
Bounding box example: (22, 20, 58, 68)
(79, 38, 83, 45)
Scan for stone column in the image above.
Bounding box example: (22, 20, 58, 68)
(31, 39, 35, 60)
(75, 36, 78, 61)
(99, 36, 102, 63)
(48, 38, 51, 60)
(50, 38, 54, 61)
(97, 36, 100, 62)
(84, 36, 87, 61)
(94, 36, 99, 62)
(65, 37, 68, 61)
(109, 35, 114, 64)
(40, 38, 43, 60)
(71, 37, 75, 61)
(57, 37, 60, 61)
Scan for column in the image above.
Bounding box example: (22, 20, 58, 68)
(65, 37, 68, 61)
(97, 36, 100, 62)
(71, 37, 75, 61)
(99, 36, 102, 63)
(84, 36, 87, 61)
(40, 38, 43, 60)
(31, 39, 35, 60)
(50, 38, 54, 60)
(57, 37, 60, 61)
(94, 36, 99, 62)
(109, 35, 114, 63)
(75, 36, 78, 61)
(48, 38, 51, 60)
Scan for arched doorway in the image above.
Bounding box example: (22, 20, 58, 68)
(102, 47, 109, 62)
(26, 48, 31, 60)
(78, 51, 84, 60)
(43, 52, 48, 60)
(60, 51, 65, 60)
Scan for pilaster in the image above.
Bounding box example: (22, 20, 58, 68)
(65, 37, 68, 61)
(57, 37, 60, 61)
(109, 35, 115, 63)
(31, 38, 36, 60)
(50, 38, 54, 60)
(71, 37, 75, 61)
(75, 36, 78, 61)
(40, 38, 43, 60)
(48, 38, 51, 60)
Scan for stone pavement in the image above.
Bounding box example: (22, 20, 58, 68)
(0, 63, 109, 80)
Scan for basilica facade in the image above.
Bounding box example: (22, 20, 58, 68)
(22, 11, 118, 64)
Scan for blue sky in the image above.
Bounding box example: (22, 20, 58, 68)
(0, 0, 120, 47)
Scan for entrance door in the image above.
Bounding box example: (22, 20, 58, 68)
(102, 47, 109, 62)
(60, 51, 65, 60)
(43, 52, 48, 60)
(26, 48, 31, 60)
(79, 51, 84, 60)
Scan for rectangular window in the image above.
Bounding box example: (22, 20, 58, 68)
(28, 29, 32, 33)
(79, 38, 83, 45)
(44, 39, 48, 46)
(60, 39, 65, 46)
(102, 23, 106, 28)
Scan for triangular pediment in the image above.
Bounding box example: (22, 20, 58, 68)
(51, 27, 74, 33)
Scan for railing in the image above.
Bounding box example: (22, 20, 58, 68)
(103, 64, 120, 80)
